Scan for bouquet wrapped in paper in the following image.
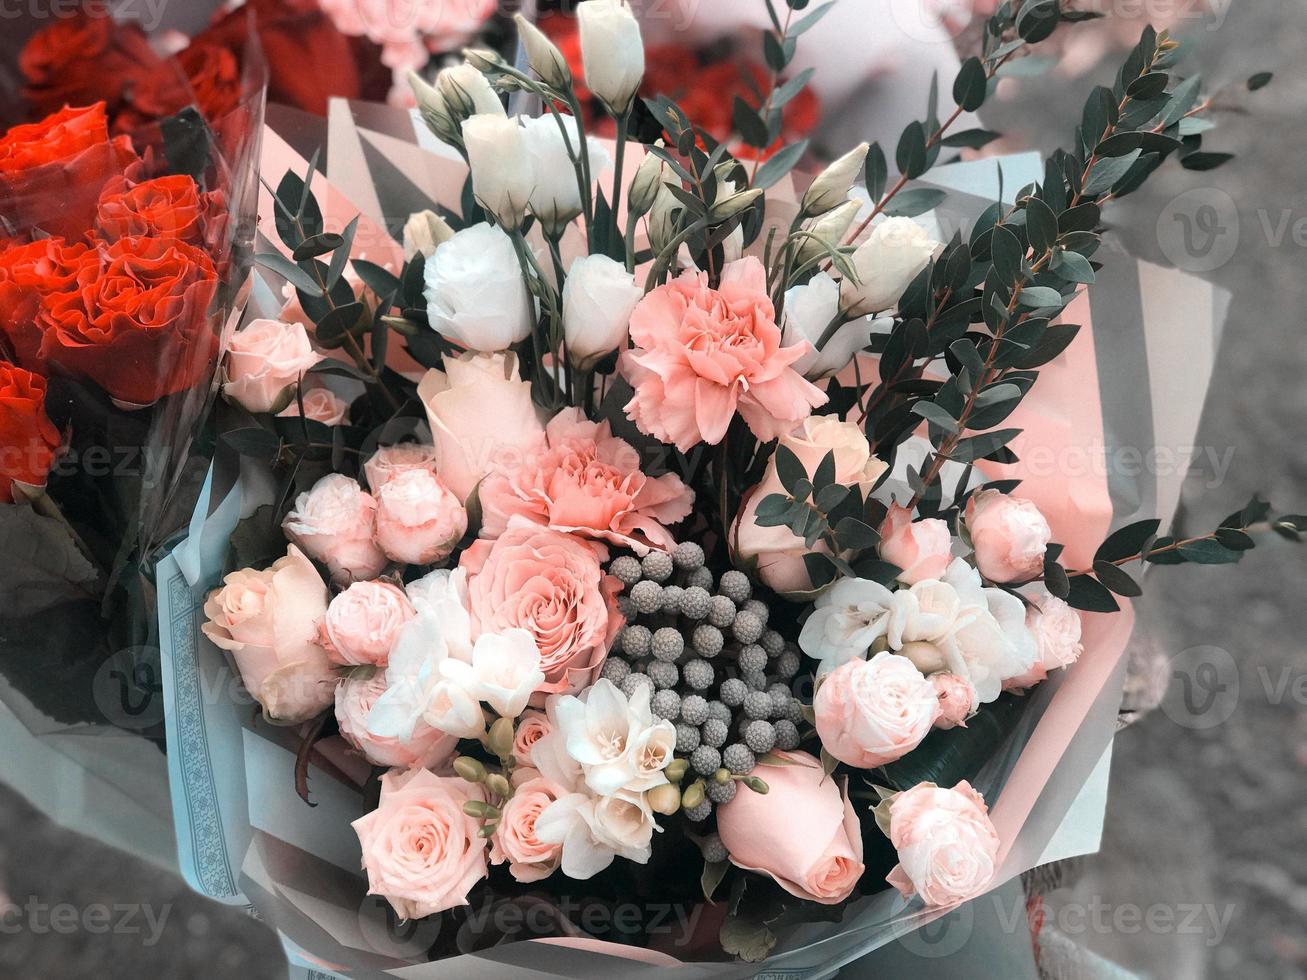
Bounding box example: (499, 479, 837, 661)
(155, 1, 1298, 974)
(0, 8, 266, 854)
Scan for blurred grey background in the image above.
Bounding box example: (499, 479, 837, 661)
(1, 1, 1305, 978)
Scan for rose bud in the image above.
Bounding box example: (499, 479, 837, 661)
(878, 504, 953, 585)
(282, 474, 388, 584)
(363, 442, 440, 493)
(318, 580, 416, 667)
(562, 253, 642, 368)
(374, 468, 468, 566)
(884, 780, 1000, 907)
(522, 114, 610, 234)
(201, 546, 336, 724)
(782, 271, 880, 380)
(814, 653, 939, 768)
(964, 489, 1052, 583)
(717, 751, 864, 905)
(841, 217, 940, 317)
(932, 673, 975, 730)
(222, 317, 321, 413)
(402, 208, 455, 260)
(277, 385, 351, 426)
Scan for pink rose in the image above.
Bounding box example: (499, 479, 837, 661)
(512, 709, 552, 767)
(717, 751, 864, 905)
(352, 767, 489, 920)
(278, 385, 351, 425)
(283, 474, 388, 584)
(319, 0, 495, 72)
(319, 580, 415, 667)
(222, 318, 321, 413)
(479, 408, 694, 555)
(461, 520, 622, 698)
(1004, 590, 1083, 691)
(374, 469, 468, 566)
(932, 673, 975, 730)
(490, 775, 566, 883)
(814, 653, 939, 767)
(364, 442, 439, 492)
(885, 780, 1000, 907)
(734, 415, 888, 595)
(201, 545, 336, 724)
(417, 351, 545, 503)
(335, 673, 456, 770)
(964, 489, 1051, 583)
(879, 504, 953, 585)
(618, 257, 826, 452)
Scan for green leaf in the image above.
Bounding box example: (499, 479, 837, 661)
(315, 301, 367, 347)
(1017, 0, 1060, 42)
(753, 140, 808, 190)
(774, 445, 806, 494)
(882, 187, 946, 218)
(941, 128, 1003, 150)
(952, 429, 1020, 462)
(881, 694, 1027, 791)
(833, 517, 879, 551)
(1093, 561, 1143, 597)
(953, 57, 988, 111)
(291, 232, 343, 261)
(1013, 323, 1080, 368)
(1177, 538, 1242, 564)
(912, 401, 960, 434)
(1051, 250, 1096, 284)
(1081, 150, 1142, 196)
(1247, 71, 1274, 91)
(1025, 198, 1058, 255)
(1044, 558, 1070, 599)
(701, 860, 729, 902)
(1065, 574, 1120, 612)
(1017, 286, 1063, 308)
(351, 258, 402, 301)
(896, 121, 928, 180)
(812, 450, 837, 490)
(1095, 519, 1160, 563)
(221, 426, 282, 457)
(1181, 151, 1235, 172)
(732, 97, 772, 149)
(803, 552, 838, 589)
(255, 252, 323, 296)
(864, 143, 888, 202)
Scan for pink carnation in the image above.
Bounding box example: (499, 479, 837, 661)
(618, 257, 826, 452)
(479, 408, 694, 555)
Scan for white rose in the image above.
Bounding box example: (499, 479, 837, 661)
(423, 223, 533, 351)
(554, 678, 674, 796)
(520, 114, 611, 233)
(783, 272, 885, 379)
(562, 253, 641, 367)
(463, 114, 533, 229)
(841, 216, 940, 316)
(577, 0, 645, 115)
(440, 628, 544, 719)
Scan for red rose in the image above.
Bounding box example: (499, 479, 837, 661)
(96, 174, 228, 254)
(121, 43, 243, 131)
(0, 237, 93, 370)
(19, 11, 161, 121)
(0, 103, 138, 241)
(0, 362, 60, 503)
(41, 236, 219, 405)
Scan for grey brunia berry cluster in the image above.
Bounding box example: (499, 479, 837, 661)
(601, 541, 807, 824)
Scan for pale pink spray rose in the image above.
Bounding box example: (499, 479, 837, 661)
(512, 709, 552, 768)
(716, 751, 865, 905)
(278, 385, 351, 425)
(1003, 590, 1084, 691)
(335, 673, 456, 770)
(364, 443, 440, 492)
(374, 469, 468, 566)
(318, 580, 416, 667)
(460, 519, 622, 698)
(885, 780, 1001, 908)
(352, 767, 489, 920)
(878, 504, 953, 585)
(318, 0, 496, 73)
(618, 257, 827, 452)
(932, 674, 975, 730)
(814, 653, 939, 767)
(417, 351, 545, 503)
(478, 407, 694, 555)
(222, 318, 321, 413)
(733, 415, 888, 595)
(490, 775, 566, 883)
(964, 489, 1052, 583)
(201, 545, 335, 724)
(283, 474, 388, 584)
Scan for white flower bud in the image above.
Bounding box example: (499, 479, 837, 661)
(463, 114, 533, 229)
(403, 209, 455, 260)
(578, 0, 645, 116)
(627, 147, 667, 217)
(793, 199, 861, 268)
(801, 142, 869, 217)
(562, 253, 642, 367)
(841, 217, 941, 316)
(520, 114, 610, 235)
(514, 14, 571, 90)
(782, 272, 883, 380)
(709, 186, 763, 223)
(437, 62, 505, 120)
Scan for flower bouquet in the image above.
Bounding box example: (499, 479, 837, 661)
(155, 0, 1300, 974)
(0, 11, 267, 851)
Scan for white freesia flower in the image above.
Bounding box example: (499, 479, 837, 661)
(841, 216, 940, 316)
(798, 577, 898, 673)
(533, 790, 655, 879)
(520, 114, 610, 233)
(439, 628, 544, 719)
(577, 0, 645, 115)
(554, 678, 674, 796)
(424, 223, 533, 351)
(562, 253, 641, 367)
(530, 696, 584, 791)
(782, 272, 887, 379)
(463, 114, 533, 229)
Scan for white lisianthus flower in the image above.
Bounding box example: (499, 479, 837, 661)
(520, 114, 610, 233)
(368, 570, 475, 741)
(554, 678, 675, 796)
(423, 223, 533, 351)
(841, 216, 941, 316)
(801, 143, 869, 216)
(463, 115, 533, 229)
(562, 253, 642, 367)
(439, 628, 544, 719)
(513, 13, 571, 89)
(436, 62, 504, 119)
(782, 272, 886, 379)
(577, 0, 645, 115)
(402, 209, 454, 260)
(533, 789, 655, 879)
(798, 577, 899, 673)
